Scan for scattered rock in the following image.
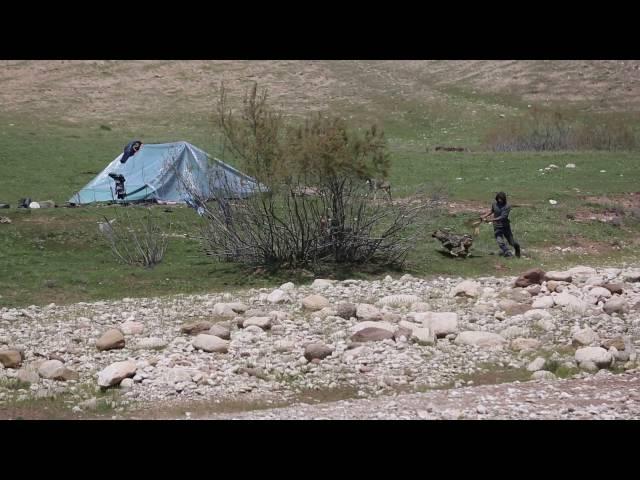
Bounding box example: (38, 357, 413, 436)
(454, 331, 506, 348)
(603, 283, 623, 295)
(311, 279, 334, 290)
(601, 337, 625, 351)
(356, 303, 383, 322)
(301, 295, 329, 311)
(0, 349, 22, 368)
(16, 368, 39, 384)
(377, 294, 421, 307)
(410, 328, 435, 346)
(515, 268, 546, 288)
(120, 321, 144, 335)
(572, 327, 599, 346)
(527, 357, 546, 372)
(120, 378, 134, 390)
(243, 316, 272, 330)
(180, 321, 213, 335)
(98, 360, 137, 387)
(351, 327, 395, 343)
(603, 297, 626, 315)
(545, 271, 573, 282)
(132, 337, 167, 350)
(452, 280, 480, 298)
(193, 334, 229, 353)
(267, 289, 291, 304)
(351, 321, 396, 334)
(335, 303, 357, 320)
(414, 312, 458, 338)
(96, 328, 126, 351)
(209, 324, 231, 340)
(304, 343, 334, 361)
(532, 296, 554, 309)
(510, 338, 542, 352)
(575, 347, 613, 369)
(38, 360, 78, 381)
(526, 285, 541, 296)
(532, 371, 557, 381)
(212, 303, 236, 317)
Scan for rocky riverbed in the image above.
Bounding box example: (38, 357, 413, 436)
(1, 265, 639, 419)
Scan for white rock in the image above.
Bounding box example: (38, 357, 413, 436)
(532, 371, 557, 381)
(527, 357, 546, 372)
(38, 360, 65, 379)
(452, 280, 480, 298)
(553, 292, 587, 314)
(120, 378, 134, 390)
(132, 337, 167, 350)
(545, 271, 572, 282)
(523, 309, 552, 321)
(586, 287, 612, 304)
(565, 163, 576, 169)
(243, 316, 272, 330)
(603, 297, 626, 315)
(267, 289, 291, 304)
(120, 321, 144, 335)
(193, 334, 229, 353)
(97, 361, 137, 387)
(572, 327, 599, 346)
(311, 279, 334, 290)
(279, 282, 295, 291)
(454, 331, 506, 348)
(411, 328, 435, 346)
(532, 296, 554, 309)
(212, 303, 236, 317)
(410, 302, 431, 312)
(414, 312, 459, 337)
(575, 347, 613, 368)
(301, 295, 330, 311)
(356, 303, 383, 321)
(536, 318, 556, 331)
(510, 338, 542, 352)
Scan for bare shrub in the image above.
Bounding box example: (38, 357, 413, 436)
(98, 208, 170, 268)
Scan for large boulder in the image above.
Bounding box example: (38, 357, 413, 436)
(454, 331, 506, 348)
(120, 321, 144, 335)
(350, 327, 395, 343)
(301, 295, 330, 311)
(572, 327, 599, 346)
(603, 297, 627, 315)
(304, 343, 334, 361)
(553, 292, 587, 314)
(335, 303, 357, 320)
(410, 327, 435, 346)
(311, 279, 334, 290)
(566, 266, 597, 283)
(267, 289, 291, 304)
(510, 338, 542, 352)
(515, 268, 546, 288)
(544, 271, 573, 282)
(356, 303, 383, 322)
(452, 280, 480, 298)
(351, 321, 396, 334)
(180, 321, 212, 335)
(212, 303, 237, 317)
(209, 324, 231, 340)
(413, 312, 459, 338)
(193, 334, 229, 353)
(532, 295, 555, 309)
(575, 347, 613, 369)
(0, 349, 22, 368)
(96, 328, 125, 351)
(243, 316, 272, 330)
(97, 361, 137, 387)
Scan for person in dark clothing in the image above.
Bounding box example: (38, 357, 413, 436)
(120, 140, 143, 164)
(481, 191, 521, 257)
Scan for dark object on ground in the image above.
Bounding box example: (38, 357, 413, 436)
(0, 203, 9, 209)
(18, 198, 32, 208)
(432, 229, 474, 258)
(515, 268, 546, 288)
(435, 146, 466, 152)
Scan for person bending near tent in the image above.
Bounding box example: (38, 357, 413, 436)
(120, 140, 143, 164)
(481, 191, 521, 258)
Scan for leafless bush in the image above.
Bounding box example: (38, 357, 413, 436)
(98, 208, 169, 268)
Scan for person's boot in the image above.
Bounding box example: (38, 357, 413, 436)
(514, 244, 521, 258)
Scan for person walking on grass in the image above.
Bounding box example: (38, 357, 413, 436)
(481, 191, 521, 258)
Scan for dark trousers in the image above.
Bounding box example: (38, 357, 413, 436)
(494, 226, 520, 256)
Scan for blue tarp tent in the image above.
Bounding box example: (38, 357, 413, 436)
(69, 141, 261, 205)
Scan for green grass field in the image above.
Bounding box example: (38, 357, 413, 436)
(1, 61, 640, 308)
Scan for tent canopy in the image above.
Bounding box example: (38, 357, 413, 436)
(69, 141, 261, 205)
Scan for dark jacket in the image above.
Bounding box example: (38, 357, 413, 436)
(120, 140, 142, 164)
(491, 202, 512, 230)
